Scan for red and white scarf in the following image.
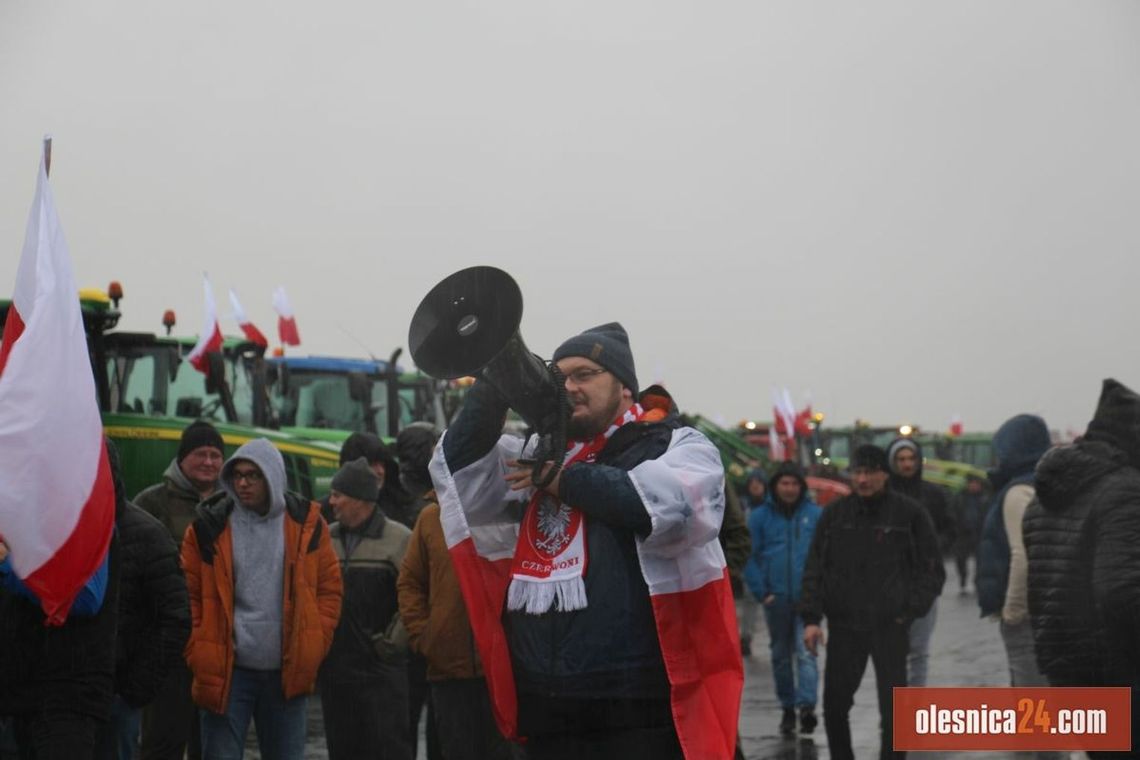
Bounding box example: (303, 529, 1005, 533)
(506, 403, 645, 614)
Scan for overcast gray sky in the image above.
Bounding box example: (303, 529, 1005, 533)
(2, 1, 1138, 435)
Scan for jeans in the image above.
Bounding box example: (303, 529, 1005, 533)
(762, 598, 818, 709)
(1000, 619, 1065, 760)
(199, 668, 307, 760)
(94, 696, 141, 760)
(907, 598, 939, 687)
(823, 623, 909, 760)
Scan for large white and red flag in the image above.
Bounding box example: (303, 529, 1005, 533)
(272, 286, 301, 346)
(429, 405, 743, 758)
(0, 146, 115, 625)
(228, 288, 268, 348)
(187, 275, 223, 373)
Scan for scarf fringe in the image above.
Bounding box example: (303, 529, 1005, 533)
(506, 577, 588, 614)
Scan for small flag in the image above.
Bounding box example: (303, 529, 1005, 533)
(0, 143, 115, 624)
(228, 289, 268, 348)
(187, 275, 223, 373)
(273, 286, 301, 346)
(949, 414, 964, 437)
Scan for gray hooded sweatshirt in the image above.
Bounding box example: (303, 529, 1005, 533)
(220, 438, 288, 671)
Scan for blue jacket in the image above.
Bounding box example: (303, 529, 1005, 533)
(744, 496, 822, 603)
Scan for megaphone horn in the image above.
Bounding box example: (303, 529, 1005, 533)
(408, 266, 565, 437)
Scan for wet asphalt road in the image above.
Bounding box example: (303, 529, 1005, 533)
(253, 561, 1074, 759)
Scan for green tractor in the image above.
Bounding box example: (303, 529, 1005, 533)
(265, 354, 464, 446)
(1, 288, 341, 499)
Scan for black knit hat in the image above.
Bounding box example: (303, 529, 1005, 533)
(331, 457, 380, 502)
(552, 322, 638, 395)
(178, 420, 224, 462)
(851, 444, 889, 472)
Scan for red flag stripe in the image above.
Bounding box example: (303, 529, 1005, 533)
(651, 569, 743, 760)
(447, 538, 519, 740)
(0, 304, 26, 378)
(239, 322, 269, 348)
(278, 315, 301, 346)
(188, 323, 223, 373)
(23, 435, 115, 625)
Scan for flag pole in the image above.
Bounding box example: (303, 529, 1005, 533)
(43, 136, 52, 177)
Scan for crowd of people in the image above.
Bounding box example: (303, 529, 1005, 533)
(1, 318, 1137, 760)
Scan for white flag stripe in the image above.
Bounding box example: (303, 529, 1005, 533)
(187, 275, 218, 364)
(272, 286, 294, 318)
(228, 288, 249, 324)
(0, 161, 104, 575)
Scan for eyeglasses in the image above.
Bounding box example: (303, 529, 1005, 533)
(232, 469, 264, 484)
(561, 367, 609, 386)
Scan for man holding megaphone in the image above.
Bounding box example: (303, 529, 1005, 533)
(426, 319, 743, 760)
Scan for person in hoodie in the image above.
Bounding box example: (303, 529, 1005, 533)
(181, 438, 343, 760)
(135, 419, 223, 760)
(95, 440, 191, 760)
(976, 415, 1057, 712)
(800, 444, 944, 760)
(737, 469, 768, 657)
(1070, 379, 1140, 750)
(744, 462, 822, 736)
(1025, 381, 1140, 717)
(886, 437, 953, 687)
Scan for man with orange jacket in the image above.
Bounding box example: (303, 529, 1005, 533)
(181, 438, 342, 760)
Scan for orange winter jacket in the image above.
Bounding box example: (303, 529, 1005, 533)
(181, 491, 343, 713)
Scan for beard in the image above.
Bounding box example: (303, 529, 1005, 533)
(566, 385, 624, 440)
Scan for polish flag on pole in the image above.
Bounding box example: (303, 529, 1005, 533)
(273, 286, 301, 347)
(228, 289, 268, 348)
(187, 275, 223, 373)
(949, 414, 964, 437)
(0, 140, 115, 625)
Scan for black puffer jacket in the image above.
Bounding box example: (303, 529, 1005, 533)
(1027, 379, 1140, 696)
(114, 499, 191, 707)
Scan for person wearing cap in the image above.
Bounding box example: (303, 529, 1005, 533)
(318, 457, 413, 760)
(430, 322, 742, 759)
(800, 444, 944, 760)
(321, 432, 416, 529)
(744, 461, 822, 737)
(181, 438, 342, 760)
(135, 419, 224, 760)
(885, 437, 953, 688)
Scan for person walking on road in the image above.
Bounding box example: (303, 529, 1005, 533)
(801, 444, 944, 760)
(744, 462, 822, 736)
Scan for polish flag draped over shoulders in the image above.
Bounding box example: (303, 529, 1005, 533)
(187, 275, 223, 373)
(0, 147, 115, 625)
(228, 288, 268, 347)
(429, 423, 742, 758)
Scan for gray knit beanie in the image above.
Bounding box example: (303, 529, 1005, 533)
(330, 457, 380, 502)
(887, 439, 920, 474)
(552, 322, 638, 395)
